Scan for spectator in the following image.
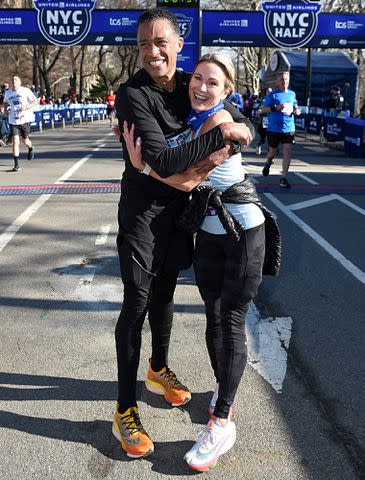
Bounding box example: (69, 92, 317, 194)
(324, 86, 344, 111)
(226, 91, 243, 111)
(255, 87, 272, 155)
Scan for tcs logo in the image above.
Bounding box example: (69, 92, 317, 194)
(335, 21, 347, 29)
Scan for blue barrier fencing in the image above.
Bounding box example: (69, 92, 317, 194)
(344, 117, 365, 158)
(31, 104, 107, 131)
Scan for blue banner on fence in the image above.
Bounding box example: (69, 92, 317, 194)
(30, 104, 106, 128)
(344, 118, 365, 158)
(323, 116, 346, 142)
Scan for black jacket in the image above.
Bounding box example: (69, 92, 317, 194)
(177, 175, 281, 276)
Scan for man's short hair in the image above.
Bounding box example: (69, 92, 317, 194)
(332, 85, 340, 92)
(137, 8, 181, 37)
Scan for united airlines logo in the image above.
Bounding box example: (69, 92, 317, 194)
(261, 0, 322, 48)
(33, 0, 96, 47)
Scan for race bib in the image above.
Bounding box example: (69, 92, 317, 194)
(282, 103, 294, 116)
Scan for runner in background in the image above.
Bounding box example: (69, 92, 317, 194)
(3, 75, 38, 172)
(255, 87, 272, 156)
(261, 71, 301, 189)
(105, 88, 116, 127)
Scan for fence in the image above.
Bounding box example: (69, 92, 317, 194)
(31, 104, 107, 132)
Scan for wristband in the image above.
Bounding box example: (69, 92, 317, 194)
(271, 105, 277, 112)
(140, 163, 151, 175)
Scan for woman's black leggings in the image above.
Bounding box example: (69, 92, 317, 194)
(194, 224, 265, 419)
(115, 239, 179, 413)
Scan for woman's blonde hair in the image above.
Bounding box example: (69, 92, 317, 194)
(194, 52, 235, 95)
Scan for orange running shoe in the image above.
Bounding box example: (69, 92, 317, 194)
(145, 363, 191, 406)
(112, 406, 154, 458)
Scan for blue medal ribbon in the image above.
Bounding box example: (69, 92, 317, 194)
(186, 101, 224, 132)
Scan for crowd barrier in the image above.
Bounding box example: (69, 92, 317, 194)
(31, 103, 107, 131)
(255, 107, 365, 158)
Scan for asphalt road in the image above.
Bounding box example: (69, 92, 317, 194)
(0, 122, 364, 480)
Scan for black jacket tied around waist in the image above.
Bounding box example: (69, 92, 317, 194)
(177, 175, 282, 276)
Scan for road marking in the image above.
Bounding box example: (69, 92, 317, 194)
(331, 194, 365, 217)
(294, 172, 319, 185)
(289, 195, 335, 211)
(0, 194, 52, 253)
(95, 224, 112, 245)
(0, 141, 106, 254)
(247, 303, 292, 393)
(264, 192, 365, 285)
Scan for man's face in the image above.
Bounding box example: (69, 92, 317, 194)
(12, 76, 21, 90)
(137, 19, 183, 83)
(279, 72, 290, 89)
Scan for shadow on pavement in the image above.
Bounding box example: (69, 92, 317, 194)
(0, 372, 211, 475)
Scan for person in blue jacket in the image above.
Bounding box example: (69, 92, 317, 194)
(261, 71, 301, 188)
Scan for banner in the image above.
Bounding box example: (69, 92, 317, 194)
(1, 9, 364, 49)
(0, 8, 199, 72)
(202, 11, 365, 48)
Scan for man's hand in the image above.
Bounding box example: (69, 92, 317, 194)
(219, 122, 253, 146)
(294, 106, 301, 116)
(193, 144, 231, 175)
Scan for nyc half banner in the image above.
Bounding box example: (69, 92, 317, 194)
(0, 1, 364, 50)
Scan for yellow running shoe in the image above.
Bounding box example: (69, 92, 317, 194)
(145, 363, 191, 406)
(112, 406, 154, 458)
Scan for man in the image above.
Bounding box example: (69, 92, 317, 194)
(105, 88, 116, 127)
(261, 70, 301, 188)
(324, 85, 344, 111)
(3, 75, 38, 172)
(113, 8, 254, 459)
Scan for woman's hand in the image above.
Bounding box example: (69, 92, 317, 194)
(123, 121, 145, 171)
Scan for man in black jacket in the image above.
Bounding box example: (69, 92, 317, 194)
(113, 7, 254, 459)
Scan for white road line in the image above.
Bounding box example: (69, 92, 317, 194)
(264, 192, 365, 285)
(289, 195, 335, 211)
(247, 302, 292, 393)
(0, 139, 107, 254)
(331, 194, 365, 217)
(294, 171, 319, 185)
(95, 224, 112, 245)
(55, 153, 92, 184)
(0, 194, 52, 253)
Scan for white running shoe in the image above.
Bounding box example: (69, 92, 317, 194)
(208, 384, 219, 417)
(184, 419, 236, 472)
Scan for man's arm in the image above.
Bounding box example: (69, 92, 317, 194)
(116, 83, 253, 178)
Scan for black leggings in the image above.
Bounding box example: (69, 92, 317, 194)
(115, 238, 179, 413)
(194, 224, 265, 419)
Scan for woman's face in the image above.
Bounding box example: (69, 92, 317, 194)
(189, 61, 229, 113)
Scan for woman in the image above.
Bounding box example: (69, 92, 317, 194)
(123, 53, 268, 472)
